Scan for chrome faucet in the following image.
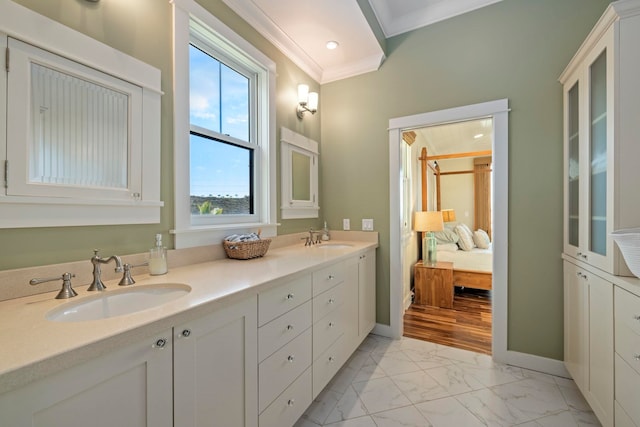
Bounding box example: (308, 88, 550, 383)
(307, 229, 322, 245)
(88, 249, 123, 291)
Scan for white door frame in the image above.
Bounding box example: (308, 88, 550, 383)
(387, 99, 510, 362)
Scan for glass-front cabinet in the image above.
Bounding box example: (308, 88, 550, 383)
(560, 4, 640, 276)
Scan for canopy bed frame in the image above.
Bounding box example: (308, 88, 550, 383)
(417, 145, 493, 291)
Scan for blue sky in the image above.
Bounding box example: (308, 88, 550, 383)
(189, 45, 250, 198)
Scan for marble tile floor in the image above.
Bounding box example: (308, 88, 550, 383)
(295, 334, 600, 427)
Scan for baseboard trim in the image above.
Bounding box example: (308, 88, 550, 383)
(496, 350, 570, 378)
(372, 323, 398, 339)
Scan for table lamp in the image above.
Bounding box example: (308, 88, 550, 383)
(442, 209, 456, 223)
(414, 211, 444, 265)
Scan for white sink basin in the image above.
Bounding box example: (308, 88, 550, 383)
(46, 283, 191, 322)
(314, 243, 353, 249)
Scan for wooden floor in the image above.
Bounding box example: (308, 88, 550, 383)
(403, 288, 492, 355)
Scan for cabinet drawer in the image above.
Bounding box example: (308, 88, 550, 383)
(313, 281, 345, 323)
(313, 306, 344, 361)
(312, 261, 346, 296)
(615, 353, 640, 426)
(259, 300, 312, 363)
(615, 401, 637, 427)
(313, 334, 345, 398)
(259, 275, 312, 326)
(259, 367, 312, 427)
(615, 318, 640, 376)
(615, 286, 640, 338)
(259, 328, 312, 413)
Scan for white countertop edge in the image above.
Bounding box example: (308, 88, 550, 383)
(561, 253, 640, 296)
(0, 239, 378, 394)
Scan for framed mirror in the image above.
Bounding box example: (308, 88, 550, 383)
(280, 127, 319, 219)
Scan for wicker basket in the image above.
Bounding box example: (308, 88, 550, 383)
(611, 228, 640, 278)
(223, 238, 271, 260)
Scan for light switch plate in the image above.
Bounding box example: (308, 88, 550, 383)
(362, 219, 374, 231)
(343, 218, 350, 230)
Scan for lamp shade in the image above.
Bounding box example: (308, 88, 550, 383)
(442, 209, 456, 222)
(297, 84, 309, 104)
(413, 211, 444, 232)
(307, 92, 319, 111)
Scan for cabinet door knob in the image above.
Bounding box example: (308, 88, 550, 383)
(328, 275, 335, 280)
(181, 329, 191, 338)
(633, 354, 640, 361)
(287, 399, 295, 407)
(286, 324, 294, 331)
(328, 356, 335, 363)
(287, 355, 295, 363)
(153, 338, 168, 349)
(633, 315, 640, 322)
(328, 298, 335, 304)
(286, 293, 295, 300)
(329, 322, 335, 328)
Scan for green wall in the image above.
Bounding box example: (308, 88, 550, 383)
(320, 0, 610, 359)
(1, 0, 613, 361)
(0, 0, 321, 271)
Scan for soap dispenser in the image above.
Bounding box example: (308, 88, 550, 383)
(322, 221, 330, 241)
(149, 234, 168, 275)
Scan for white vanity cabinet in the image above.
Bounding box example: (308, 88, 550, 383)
(173, 295, 258, 427)
(563, 260, 614, 426)
(344, 248, 377, 356)
(257, 275, 313, 427)
(614, 286, 640, 426)
(0, 329, 174, 427)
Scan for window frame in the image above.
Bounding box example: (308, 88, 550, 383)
(172, 0, 276, 249)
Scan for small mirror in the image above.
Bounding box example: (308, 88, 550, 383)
(281, 127, 319, 219)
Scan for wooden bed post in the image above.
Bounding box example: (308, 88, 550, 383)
(419, 147, 428, 211)
(435, 162, 441, 211)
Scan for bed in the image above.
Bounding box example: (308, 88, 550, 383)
(435, 244, 493, 291)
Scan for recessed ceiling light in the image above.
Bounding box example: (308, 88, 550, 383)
(326, 41, 339, 50)
(473, 133, 484, 139)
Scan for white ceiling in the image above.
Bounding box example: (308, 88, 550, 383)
(221, 0, 502, 84)
(415, 118, 493, 157)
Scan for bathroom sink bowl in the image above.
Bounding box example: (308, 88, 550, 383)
(314, 243, 353, 249)
(46, 283, 191, 322)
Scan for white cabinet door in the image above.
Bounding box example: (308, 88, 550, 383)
(563, 260, 613, 427)
(586, 271, 614, 427)
(174, 296, 258, 427)
(0, 329, 173, 427)
(564, 261, 587, 389)
(359, 249, 376, 338)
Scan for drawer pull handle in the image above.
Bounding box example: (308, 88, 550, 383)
(633, 315, 640, 321)
(328, 356, 335, 363)
(287, 355, 295, 363)
(286, 324, 294, 331)
(633, 354, 640, 361)
(328, 275, 335, 280)
(328, 298, 335, 304)
(287, 399, 295, 407)
(286, 293, 295, 300)
(153, 338, 168, 349)
(181, 329, 191, 338)
(329, 322, 335, 328)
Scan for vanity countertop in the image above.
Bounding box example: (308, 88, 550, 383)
(0, 239, 377, 394)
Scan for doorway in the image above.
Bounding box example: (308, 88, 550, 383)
(387, 99, 509, 362)
(403, 118, 494, 354)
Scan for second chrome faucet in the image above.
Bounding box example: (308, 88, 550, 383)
(88, 250, 123, 291)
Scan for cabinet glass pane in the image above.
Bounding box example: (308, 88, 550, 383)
(30, 62, 129, 189)
(589, 50, 607, 256)
(568, 82, 580, 247)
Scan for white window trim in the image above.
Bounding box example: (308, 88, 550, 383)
(171, 0, 276, 249)
(0, 0, 163, 228)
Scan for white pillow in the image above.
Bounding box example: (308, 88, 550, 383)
(473, 229, 491, 249)
(455, 224, 475, 251)
(437, 243, 459, 252)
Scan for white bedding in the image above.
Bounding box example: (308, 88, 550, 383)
(436, 246, 493, 273)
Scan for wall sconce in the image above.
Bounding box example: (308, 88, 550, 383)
(297, 84, 318, 119)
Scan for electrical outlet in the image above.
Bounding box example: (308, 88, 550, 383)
(343, 218, 350, 230)
(362, 218, 374, 231)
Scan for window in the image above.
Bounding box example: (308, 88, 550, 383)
(172, 0, 276, 248)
